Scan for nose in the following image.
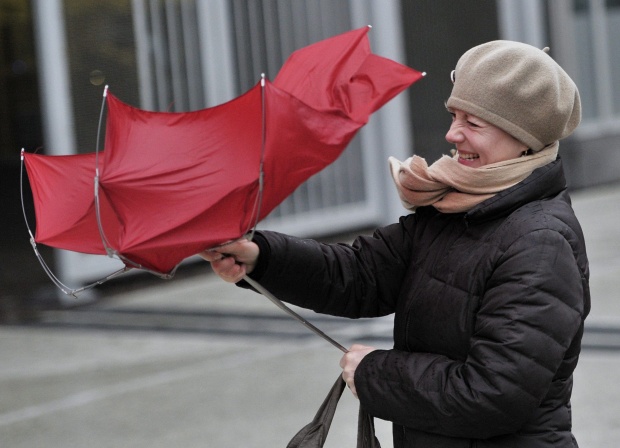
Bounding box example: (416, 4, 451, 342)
(445, 121, 462, 144)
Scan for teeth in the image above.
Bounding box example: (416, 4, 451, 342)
(459, 153, 479, 160)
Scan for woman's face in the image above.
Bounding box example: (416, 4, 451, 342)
(445, 108, 528, 168)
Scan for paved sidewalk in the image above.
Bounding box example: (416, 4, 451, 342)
(571, 183, 620, 325)
(1, 183, 619, 447)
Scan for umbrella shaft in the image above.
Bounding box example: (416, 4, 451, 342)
(243, 276, 348, 353)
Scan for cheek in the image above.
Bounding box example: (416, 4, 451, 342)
(490, 143, 525, 163)
(483, 130, 526, 163)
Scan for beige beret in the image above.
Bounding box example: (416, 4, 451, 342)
(446, 40, 581, 151)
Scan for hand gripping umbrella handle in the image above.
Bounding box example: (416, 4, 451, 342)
(243, 275, 348, 353)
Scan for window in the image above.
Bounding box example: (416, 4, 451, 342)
(606, 2, 620, 115)
(553, 0, 620, 126)
(64, 0, 138, 154)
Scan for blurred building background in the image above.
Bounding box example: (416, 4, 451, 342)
(1, 0, 620, 306)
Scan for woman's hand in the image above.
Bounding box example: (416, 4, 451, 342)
(339, 344, 376, 398)
(199, 239, 260, 283)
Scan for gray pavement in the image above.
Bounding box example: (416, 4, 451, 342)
(1, 183, 620, 447)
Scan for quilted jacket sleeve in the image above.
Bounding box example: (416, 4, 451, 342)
(249, 215, 416, 318)
(355, 227, 586, 439)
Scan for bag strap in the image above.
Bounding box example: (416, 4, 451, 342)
(287, 375, 381, 448)
(357, 405, 381, 448)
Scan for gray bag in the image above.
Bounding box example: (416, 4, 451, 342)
(287, 375, 381, 448)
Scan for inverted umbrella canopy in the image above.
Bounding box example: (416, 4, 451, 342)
(23, 26, 424, 278)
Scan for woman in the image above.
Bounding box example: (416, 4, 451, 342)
(201, 41, 589, 447)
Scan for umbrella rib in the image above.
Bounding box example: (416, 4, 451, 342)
(244, 74, 267, 242)
(93, 85, 118, 259)
(91, 86, 176, 279)
(20, 149, 131, 296)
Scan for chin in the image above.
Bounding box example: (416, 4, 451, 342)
(457, 157, 481, 168)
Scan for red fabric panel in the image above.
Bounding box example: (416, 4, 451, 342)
(100, 86, 263, 272)
(273, 27, 374, 114)
(259, 80, 360, 217)
(273, 27, 423, 122)
(24, 152, 121, 254)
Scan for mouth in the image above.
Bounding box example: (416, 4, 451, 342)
(456, 151, 480, 163)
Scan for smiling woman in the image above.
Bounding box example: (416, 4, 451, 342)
(203, 39, 590, 448)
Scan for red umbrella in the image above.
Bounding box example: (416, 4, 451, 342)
(23, 26, 424, 282)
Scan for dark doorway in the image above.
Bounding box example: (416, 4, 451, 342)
(400, 0, 500, 162)
(0, 0, 48, 319)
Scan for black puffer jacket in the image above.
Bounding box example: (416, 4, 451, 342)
(249, 159, 590, 447)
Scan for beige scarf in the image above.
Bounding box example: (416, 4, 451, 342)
(389, 142, 559, 213)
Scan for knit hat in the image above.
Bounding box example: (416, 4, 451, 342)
(446, 40, 581, 151)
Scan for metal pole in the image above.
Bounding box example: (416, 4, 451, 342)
(243, 276, 348, 353)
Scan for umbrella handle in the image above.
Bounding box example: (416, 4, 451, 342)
(243, 276, 348, 353)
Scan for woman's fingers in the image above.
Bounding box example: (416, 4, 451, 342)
(198, 250, 225, 263)
(198, 239, 260, 283)
(339, 344, 376, 398)
(210, 255, 247, 283)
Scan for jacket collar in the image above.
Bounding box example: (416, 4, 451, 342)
(465, 158, 567, 224)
